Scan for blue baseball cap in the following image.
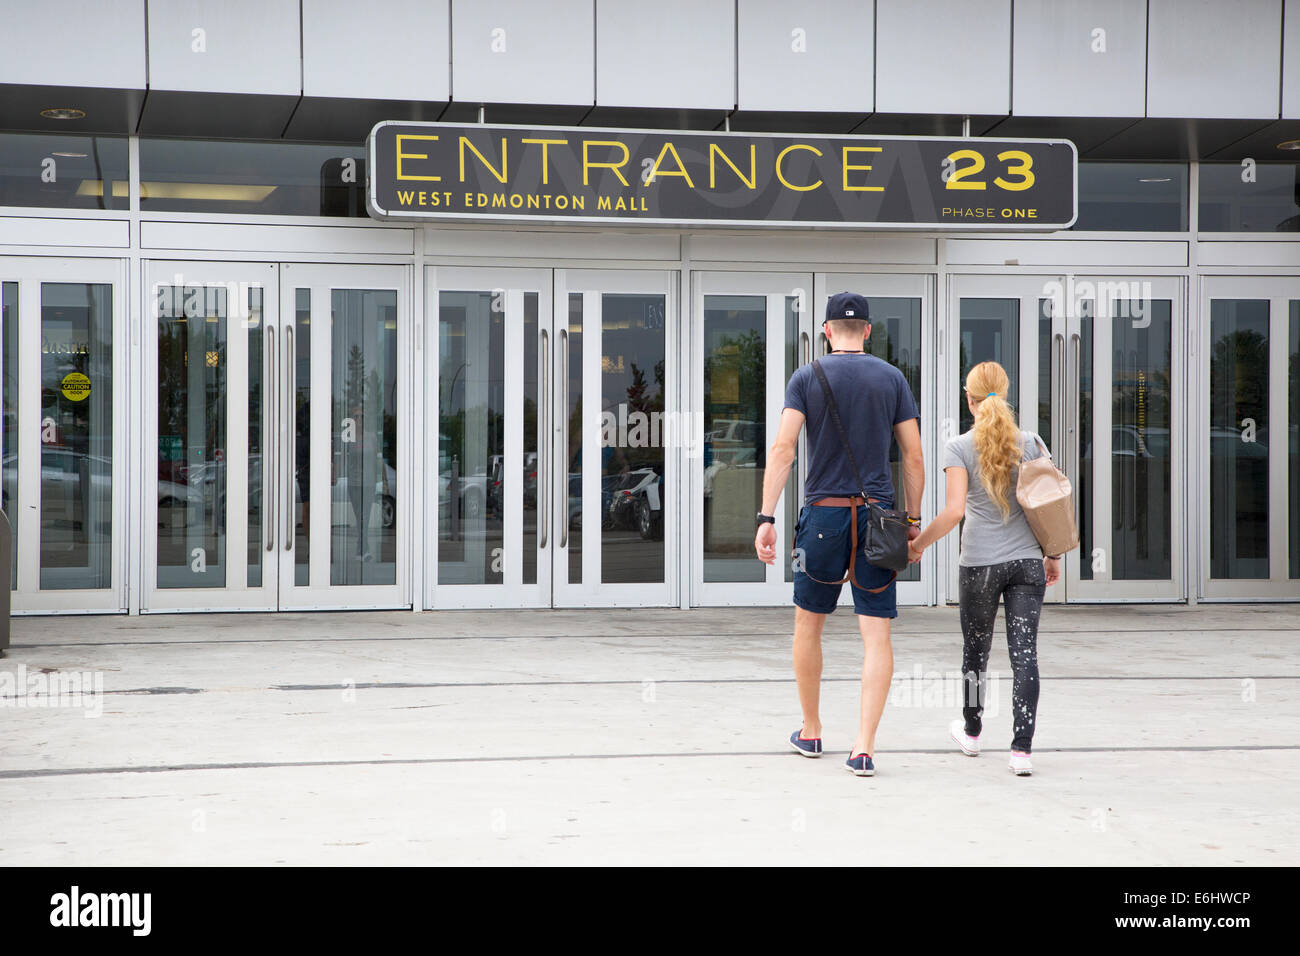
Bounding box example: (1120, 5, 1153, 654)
(825, 291, 870, 323)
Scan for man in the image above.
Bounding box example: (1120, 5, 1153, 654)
(754, 292, 924, 777)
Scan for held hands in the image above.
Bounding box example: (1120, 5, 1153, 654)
(907, 522, 924, 563)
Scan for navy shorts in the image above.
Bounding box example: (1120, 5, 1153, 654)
(792, 503, 898, 618)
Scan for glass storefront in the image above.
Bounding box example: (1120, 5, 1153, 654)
(2, 282, 16, 588)
(1209, 300, 1269, 579)
(598, 293, 666, 585)
(329, 289, 398, 585)
(40, 282, 113, 591)
(1200, 163, 1300, 232)
(0, 134, 129, 210)
(138, 139, 367, 217)
(1, 140, 1299, 611)
(703, 294, 766, 584)
(1292, 303, 1299, 581)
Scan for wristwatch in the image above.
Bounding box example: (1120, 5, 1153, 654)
(755, 512, 776, 526)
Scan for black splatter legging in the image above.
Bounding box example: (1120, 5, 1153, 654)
(959, 558, 1046, 753)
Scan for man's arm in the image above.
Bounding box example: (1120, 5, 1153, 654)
(754, 407, 804, 565)
(893, 417, 924, 518)
(760, 407, 804, 516)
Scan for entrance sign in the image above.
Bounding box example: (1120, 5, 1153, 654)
(368, 122, 1077, 230)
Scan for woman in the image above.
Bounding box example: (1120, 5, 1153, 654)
(908, 361, 1061, 776)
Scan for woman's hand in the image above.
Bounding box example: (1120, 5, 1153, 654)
(907, 536, 925, 563)
(1043, 555, 1061, 586)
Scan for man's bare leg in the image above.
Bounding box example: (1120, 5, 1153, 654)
(793, 607, 828, 738)
(852, 615, 894, 758)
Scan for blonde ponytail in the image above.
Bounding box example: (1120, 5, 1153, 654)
(966, 361, 1021, 520)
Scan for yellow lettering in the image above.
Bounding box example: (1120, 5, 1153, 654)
(397, 190, 415, 205)
(842, 146, 884, 192)
(583, 141, 631, 187)
(708, 143, 756, 189)
(775, 144, 823, 192)
(491, 193, 506, 208)
(993, 150, 1035, 191)
(597, 195, 612, 210)
(459, 137, 508, 184)
(521, 138, 568, 185)
(396, 134, 440, 181)
(645, 141, 695, 188)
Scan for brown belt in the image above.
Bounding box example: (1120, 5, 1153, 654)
(803, 496, 894, 595)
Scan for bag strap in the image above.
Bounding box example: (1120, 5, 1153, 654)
(1019, 431, 1052, 462)
(811, 359, 868, 500)
(797, 499, 896, 595)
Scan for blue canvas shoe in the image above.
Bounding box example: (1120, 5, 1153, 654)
(845, 752, 875, 776)
(789, 729, 823, 757)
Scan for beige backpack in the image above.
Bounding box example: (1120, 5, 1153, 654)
(1015, 434, 1080, 557)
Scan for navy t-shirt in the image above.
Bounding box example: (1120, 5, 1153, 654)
(783, 353, 919, 505)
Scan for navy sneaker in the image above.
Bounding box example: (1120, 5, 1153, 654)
(789, 729, 823, 758)
(845, 752, 875, 776)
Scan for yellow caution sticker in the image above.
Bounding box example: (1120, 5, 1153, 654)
(61, 372, 91, 402)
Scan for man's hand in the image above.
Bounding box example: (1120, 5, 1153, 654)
(1044, 556, 1061, 586)
(906, 522, 923, 563)
(755, 522, 777, 565)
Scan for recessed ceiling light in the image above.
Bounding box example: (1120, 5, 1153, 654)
(52, 151, 87, 158)
(1138, 177, 1172, 183)
(40, 108, 85, 120)
(1277, 139, 1300, 150)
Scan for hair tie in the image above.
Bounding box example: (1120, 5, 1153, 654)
(986, 391, 997, 397)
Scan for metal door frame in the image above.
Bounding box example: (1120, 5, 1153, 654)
(424, 265, 553, 610)
(1199, 275, 1299, 601)
(2, 255, 128, 614)
(141, 259, 280, 611)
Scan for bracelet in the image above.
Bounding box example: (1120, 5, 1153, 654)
(907, 515, 921, 525)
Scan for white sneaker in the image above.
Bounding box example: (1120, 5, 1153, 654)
(1009, 751, 1033, 776)
(949, 719, 980, 756)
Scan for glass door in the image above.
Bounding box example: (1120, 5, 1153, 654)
(814, 274, 933, 606)
(278, 264, 409, 610)
(1, 257, 126, 613)
(144, 261, 409, 611)
(425, 267, 551, 609)
(949, 274, 1184, 602)
(691, 272, 808, 606)
(1200, 277, 1300, 600)
(553, 270, 677, 608)
(143, 261, 278, 611)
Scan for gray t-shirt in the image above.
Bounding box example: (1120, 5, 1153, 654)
(942, 429, 1046, 567)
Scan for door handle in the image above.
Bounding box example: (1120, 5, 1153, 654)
(800, 331, 810, 366)
(265, 325, 276, 552)
(559, 327, 569, 550)
(1053, 332, 1065, 469)
(538, 328, 549, 550)
(284, 324, 295, 550)
(1070, 330, 1081, 494)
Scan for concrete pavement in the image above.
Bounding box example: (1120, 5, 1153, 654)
(1, 603, 1297, 865)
